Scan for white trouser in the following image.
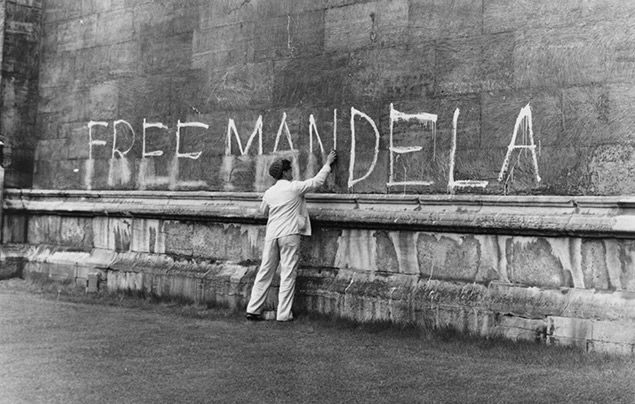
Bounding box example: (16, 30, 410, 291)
(246, 234, 301, 321)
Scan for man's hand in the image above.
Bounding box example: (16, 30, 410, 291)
(326, 150, 337, 166)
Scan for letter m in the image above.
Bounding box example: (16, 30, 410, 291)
(225, 116, 263, 156)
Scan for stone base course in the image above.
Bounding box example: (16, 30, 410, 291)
(3, 242, 634, 355)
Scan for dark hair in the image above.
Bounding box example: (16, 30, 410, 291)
(269, 159, 292, 180)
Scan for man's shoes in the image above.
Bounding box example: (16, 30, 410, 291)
(245, 312, 263, 321)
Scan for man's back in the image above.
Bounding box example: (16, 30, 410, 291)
(261, 163, 331, 240)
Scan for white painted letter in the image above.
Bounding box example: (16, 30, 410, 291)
(448, 108, 488, 194)
(87, 121, 108, 160)
(176, 120, 207, 160)
(388, 103, 437, 187)
(108, 120, 135, 187)
(273, 112, 295, 152)
(225, 116, 263, 156)
(498, 104, 541, 183)
(85, 121, 108, 190)
(111, 120, 135, 160)
(138, 119, 169, 189)
(348, 107, 380, 189)
(170, 120, 209, 190)
(308, 114, 326, 159)
(142, 119, 166, 158)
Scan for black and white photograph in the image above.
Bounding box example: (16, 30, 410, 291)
(1, 1, 634, 402)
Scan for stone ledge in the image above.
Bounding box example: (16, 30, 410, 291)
(6, 189, 635, 237)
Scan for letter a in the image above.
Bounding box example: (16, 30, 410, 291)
(498, 104, 541, 183)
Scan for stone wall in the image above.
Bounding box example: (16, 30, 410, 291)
(31, 0, 635, 195)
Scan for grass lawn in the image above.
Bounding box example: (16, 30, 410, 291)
(0, 279, 633, 403)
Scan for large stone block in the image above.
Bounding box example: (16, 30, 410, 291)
(549, 316, 593, 349)
(272, 54, 349, 108)
(484, 0, 582, 34)
(71, 42, 139, 83)
(507, 237, 565, 288)
(38, 51, 75, 89)
(164, 220, 194, 256)
(324, 0, 408, 52)
(592, 320, 635, 345)
(37, 112, 63, 140)
(37, 86, 71, 116)
(434, 36, 482, 95)
(42, 0, 79, 23)
(130, 219, 165, 254)
(87, 81, 119, 119)
(92, 217, 109, 249)
(133, 2, 199, 36)
(346, 45, 435, 103)
(192, 22, 255, 68)
(586, 144, 635, 196)
(111, 218, 132, 252)
(27, 215, 61, 245)
(334, 229, 378, 271)
(59, 217, 93, 250)
(491, 315, 547, 342)
(140, 32, 193, 75)
(34, 139, 67, 161)
(3, 214, 27, 243)
(560, 86, 610, 148)
(417, 232, 482, 282)
(186, 223, 261, 262)
(300, 228, 340, 268)
(409, 0, 482, 41)
(535, 146, 591, 195)
(82, 0, 126, 15)
(115, 75, 175, 122)
(57, 14, 97, 52)
(65, 123, 93, 160)
(513, 26, 607, 89)
(374, 231, 400, 273)
(487, 282, 568, 319)
(198, 0, 261, 29)
(252, 10, 324, 61)
(205, 61, 274, 110)
(94, 8, 134, 47)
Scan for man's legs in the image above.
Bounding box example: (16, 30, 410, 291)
(276, 234, 301, 321)
(246, 238, 279, 316)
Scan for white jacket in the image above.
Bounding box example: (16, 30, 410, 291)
(260, 164, 331, 240)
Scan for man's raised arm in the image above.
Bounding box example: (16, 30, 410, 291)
(293, 150, 337, 195)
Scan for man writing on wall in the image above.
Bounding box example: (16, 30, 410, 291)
(246, 150, 337, 322)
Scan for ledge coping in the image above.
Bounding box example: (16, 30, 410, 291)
(4, 189, 635, 237)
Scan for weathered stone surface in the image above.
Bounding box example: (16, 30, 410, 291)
(130, 219, 165, 254)
(549, 316, 593, 348)
(27, 215, 61, 245)
(14, 0, 635, 194)
(2, 214, 27, 243)
(59, 216, 93, 250)
(410, 0, 482, 41)
(483, 0, 582, 34)
(324, 0, 408, 52)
